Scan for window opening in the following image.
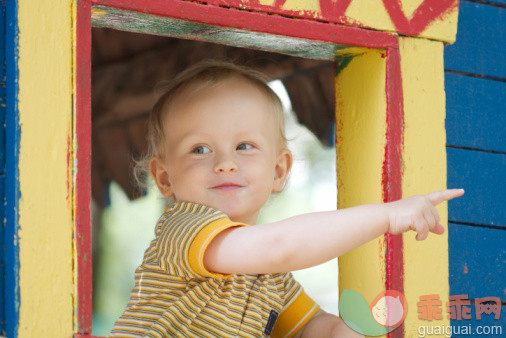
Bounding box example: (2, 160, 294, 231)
(91, 29, 341, 336)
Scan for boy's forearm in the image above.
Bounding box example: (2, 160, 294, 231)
(266, 202, 390, 271)
(204, 202, 390, 274)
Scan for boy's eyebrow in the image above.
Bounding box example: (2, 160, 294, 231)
(175, 131, 218, 144)
(181, 130, 266, 140)
(175, 130, 268, 146)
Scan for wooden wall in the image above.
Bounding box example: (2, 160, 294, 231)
(2, 0, 20, 335)
(445, 0, 506, 331)
(0, 0, 5, 334)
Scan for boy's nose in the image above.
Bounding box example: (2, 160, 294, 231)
(214, 154, 239, 173)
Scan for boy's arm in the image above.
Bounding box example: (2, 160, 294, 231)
(204, 189, 463, 275)
(205, 202, 389, 274)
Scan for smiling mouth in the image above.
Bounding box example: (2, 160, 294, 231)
(211, 184, 243, 191)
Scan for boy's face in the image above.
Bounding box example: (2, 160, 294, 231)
(150, 77, 292, 224)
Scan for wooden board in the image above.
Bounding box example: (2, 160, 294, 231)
(477, 0, 506, 5)
(0, 0, 4, 83)
(15, 0, 75, 335)
(444, 1, 506, 79)
(399, 37, 450, 337)
(450, 305, 506, 338)
(447, 147, 506, 228)
(445, 73, 506, 153)
(449, 223, 506, 338)
(0, 0, 4, 169)
(4, 0, 18, 334)
(0, 168, 3, 330)
(0, 84, 4, 169)
(0, 0, 6, 334)
(181, 0, 460, 42)
(90, 5, 384, 60)
(0, 175, 4, 263)
(449, 223, 506, 301)
(0, 264, 4, 333)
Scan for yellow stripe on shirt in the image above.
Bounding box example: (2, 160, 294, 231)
(188, 217, 248, 278)
(271, 290, 320, 338)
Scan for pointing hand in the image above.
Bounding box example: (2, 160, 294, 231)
(386, 189, 465, 240)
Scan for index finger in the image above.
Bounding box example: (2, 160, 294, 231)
(426, 189, 465, 206)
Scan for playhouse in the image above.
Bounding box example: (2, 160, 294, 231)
(1, 0, 505, 337)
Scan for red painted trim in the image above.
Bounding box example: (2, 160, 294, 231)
(76, 0, 93, 334)
(318, 0, 353, 20)
(91, 0, 399, 49)
(181, 0, 456, 38)
(383, 48, 405, 338)
(383, 0, 458, 36)
(204, 0, 355, 24)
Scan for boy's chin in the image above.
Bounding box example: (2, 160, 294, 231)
(192, 197, 259, 224)
(219, 206, 255, 224)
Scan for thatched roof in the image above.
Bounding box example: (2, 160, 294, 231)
(92, 28, 335, 207)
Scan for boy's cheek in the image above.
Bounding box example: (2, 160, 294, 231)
(240, 156, 276, 171)
(178, 161, 207, 175)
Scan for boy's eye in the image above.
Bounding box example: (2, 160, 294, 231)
(237, 143, 253, 151)
(192, 146, 211, 154)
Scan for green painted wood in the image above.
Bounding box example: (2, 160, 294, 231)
(91, 5, 354, 61)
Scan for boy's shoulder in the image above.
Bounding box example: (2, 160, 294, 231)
(162, 200, 227, 217)
(156, 201, 234, 234)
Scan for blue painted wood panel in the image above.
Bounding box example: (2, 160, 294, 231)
(0, 175, 4, 263)
(466, 0, 506, 7)
(4, 0, 16, 334)
(445, 1, 505, 79)
(449, 223, 506, 301)
(0, 1, 4, 83)
(445, 73, 506, 153)
(0, 0, 5, 334)
(0, 85, 5, 170)
(0, 175, 4, 332)
(0, 264, 4, 332)
(447, 148, 506, 227)
(451, 304, 506, 338)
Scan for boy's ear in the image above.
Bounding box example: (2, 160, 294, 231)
(149, 156, 174, 198)
(272, 149, 293, 192)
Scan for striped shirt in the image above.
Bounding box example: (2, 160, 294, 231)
(111, 201, 319, 337)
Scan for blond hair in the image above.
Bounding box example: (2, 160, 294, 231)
(132, 59, 288, 192)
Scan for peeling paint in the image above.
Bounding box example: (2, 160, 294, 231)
(17, 0, 75, 335)
(92, 6, 353, 60)
(186, 0, 459, 42)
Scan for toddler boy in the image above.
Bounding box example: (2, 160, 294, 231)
(111, 60, 464, 337)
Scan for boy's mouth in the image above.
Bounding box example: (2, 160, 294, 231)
(211, 183, 244, 191)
